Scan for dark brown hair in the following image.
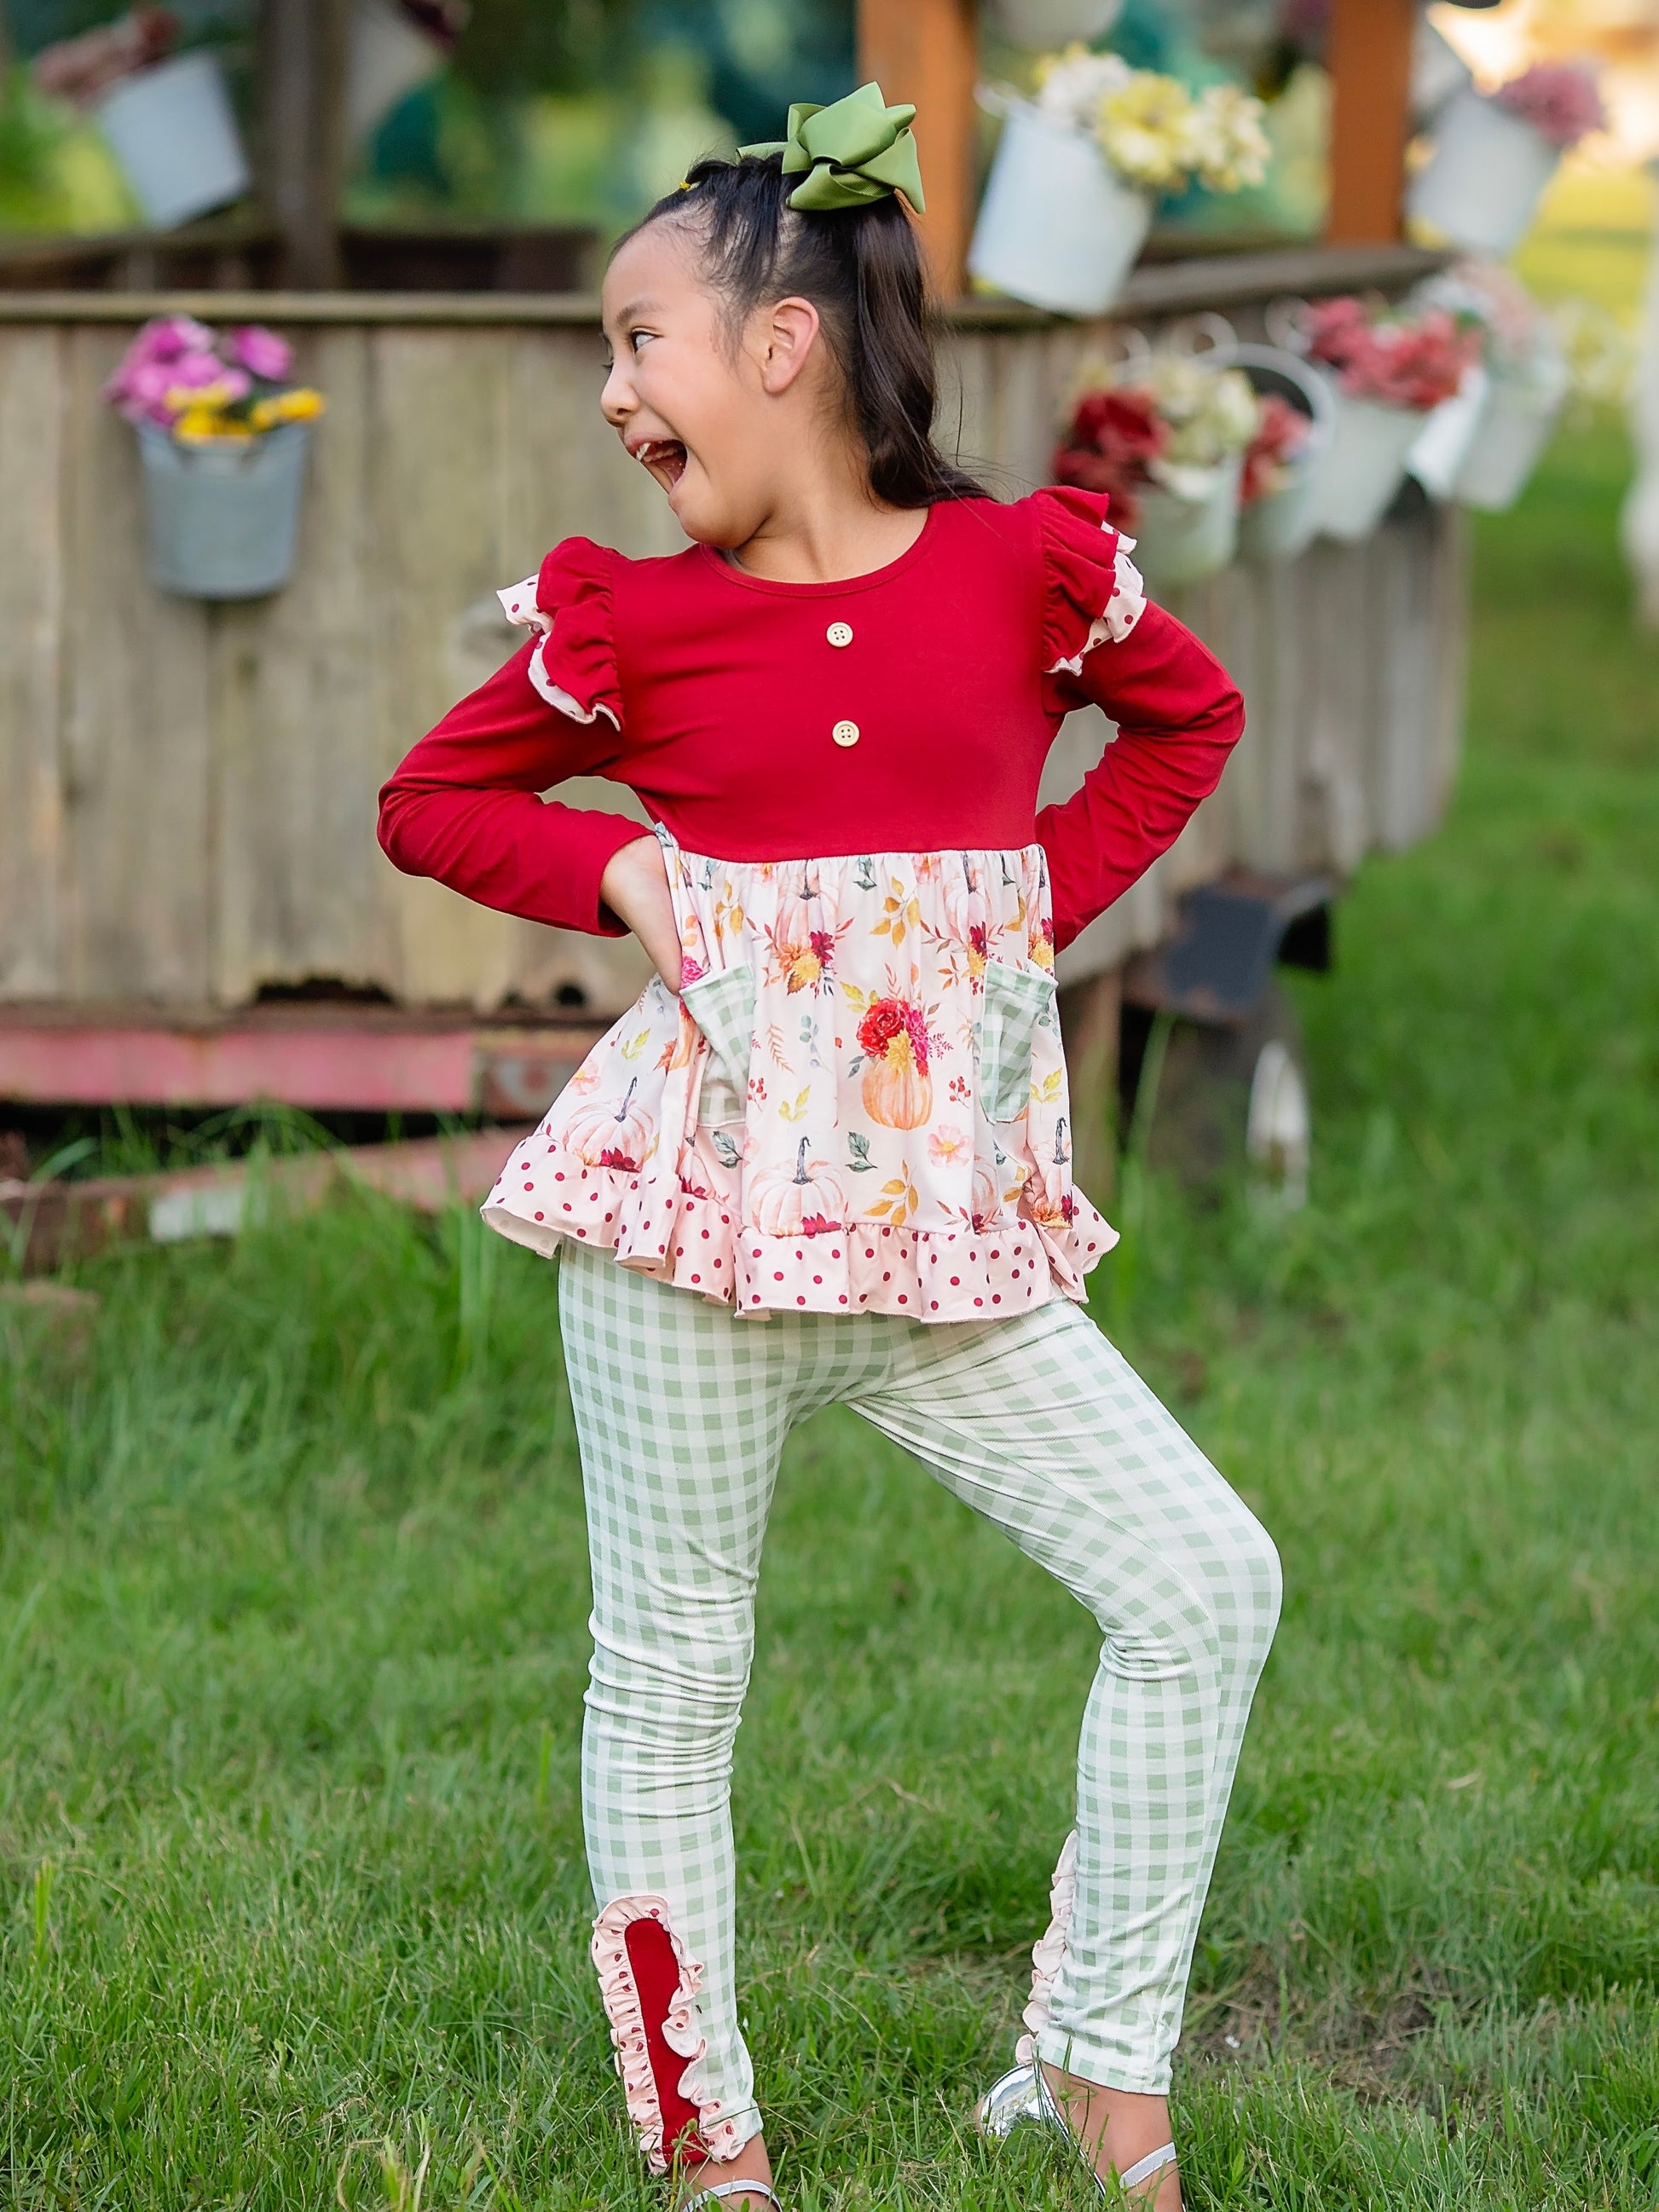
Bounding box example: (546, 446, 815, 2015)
(623, 152, 985, 509)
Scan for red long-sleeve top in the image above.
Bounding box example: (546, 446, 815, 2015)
(378, 487, 1244, 953)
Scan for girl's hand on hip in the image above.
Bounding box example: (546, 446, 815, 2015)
(600, 835, 683, 991)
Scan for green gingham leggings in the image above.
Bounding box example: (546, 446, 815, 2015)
(559, 1242, 1280, 2148)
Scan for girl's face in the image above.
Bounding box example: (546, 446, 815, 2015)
(600, 219, 833, 547)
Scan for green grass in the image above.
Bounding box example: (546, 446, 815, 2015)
(3, 421, 1658, 2209)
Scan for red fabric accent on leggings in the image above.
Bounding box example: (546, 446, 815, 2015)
(624, 1915, 709, 2168)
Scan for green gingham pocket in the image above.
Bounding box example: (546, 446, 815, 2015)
(978, 960, 1058, 1123)
(680, 966, 758, 1095)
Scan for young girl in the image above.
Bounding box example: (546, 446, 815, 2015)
(379, 85, 1280, 2212)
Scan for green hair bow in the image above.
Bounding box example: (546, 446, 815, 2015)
(741, 81, 926, 215)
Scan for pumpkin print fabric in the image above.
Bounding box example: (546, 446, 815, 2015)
(483, 833, 1117, 1320)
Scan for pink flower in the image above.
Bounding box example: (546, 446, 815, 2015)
(1241, 393, 1311, 504)
(104, 315, 220, 419)
(225, 324, 295, 381)
(1494, 63, 1605, 149)
(928, 1123, 971, 1166)
(139, 314, 215, 364)
(1306, 296, 1480, 413)
(109, 358, 182, 424)
(169, 348, 234, 391)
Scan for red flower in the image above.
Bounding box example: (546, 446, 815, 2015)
(1052, 386, 1169, 534)
(597, 1146, 641, 1171)
(858, 1000, 905, 1057)
(858, 996, 930, 1070)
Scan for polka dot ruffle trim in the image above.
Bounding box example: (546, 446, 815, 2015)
(481, 1141, 1116, 1321)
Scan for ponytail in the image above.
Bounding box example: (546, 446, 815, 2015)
(623, 153, 985, 510)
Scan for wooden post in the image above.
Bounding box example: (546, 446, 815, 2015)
(256, 0, 351, 287)
(856, 0, 978, 298)
(1325, 0, 1414, 244)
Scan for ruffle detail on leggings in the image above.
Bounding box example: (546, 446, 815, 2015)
(590, 1896, 747, 2172)
(1015, 1828, 1078, 2065)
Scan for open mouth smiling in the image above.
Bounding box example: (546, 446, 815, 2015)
(633, 438, 687, 490)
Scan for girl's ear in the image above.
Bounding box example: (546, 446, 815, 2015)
(757, 296, 824, 396)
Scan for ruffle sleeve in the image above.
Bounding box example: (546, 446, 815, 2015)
(498, 536, 622, 729)
(1032, 486, 1147, 702)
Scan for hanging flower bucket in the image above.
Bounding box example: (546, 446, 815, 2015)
(1053, 338, 1255, 585)
(136, 422, 313, 599)
(1407, 258, 1571, 514)
(105, 317, 326, 600)
(1231, 344, 1335, 565)
(1133, 453, 1245, 589)
(1292, 295, 1481, 542)
(1408, 364, 1492, 498)
(969, 53, 1269, 319)
(1309, 387, 1428, 543)
(1408, 66, 1605, 259)
(1453, 361, 1569, 511)
(95, 53, 251, 229)
(968, 98, 1151, 317)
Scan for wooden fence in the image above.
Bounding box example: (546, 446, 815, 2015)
(0, 252, 1464, 1021)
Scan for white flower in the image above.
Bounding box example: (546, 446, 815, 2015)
(1188, 84, 1270, 193)
(1032, 43, 1132, 132)
(1136, 355, 1259, 471)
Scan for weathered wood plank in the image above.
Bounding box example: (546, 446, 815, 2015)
(211, 326, 392, 1001)
(0, 329, 65, 998)
(0, 245, 1448, 329)
(57, 325, 215, 1000)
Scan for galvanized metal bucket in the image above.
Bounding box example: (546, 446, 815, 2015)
(1230, 344, 1337, 566)
(1309, 383, 1425, 545)
(1407, 89, 1559, 258)
(1453, 367, 1566, 511)
(968, 98, 1151, 319)
(1132, 453, 1244, 590)
(136, 421, 311, 599)
(95, 53, 251, 230)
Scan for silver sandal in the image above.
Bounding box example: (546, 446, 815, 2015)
(977, 2060, 1177, 2200)
(677, 2183, 783, 2211)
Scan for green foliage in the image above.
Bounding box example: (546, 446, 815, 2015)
(2, 425, 1656, 2204)
(0, 62, 136, 233)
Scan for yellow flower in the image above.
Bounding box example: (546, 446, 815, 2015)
(173, 406, 251, 445)
(1096, 73, 1199, 191)
(251, 387, 327, 430)
(165, 377, 243, 416)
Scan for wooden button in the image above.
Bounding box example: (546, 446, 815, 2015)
(831, 719, 859, 748)
(827, 621, 853, 647)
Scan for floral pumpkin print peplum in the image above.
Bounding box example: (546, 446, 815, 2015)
(483, 834, 1117, 1320)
